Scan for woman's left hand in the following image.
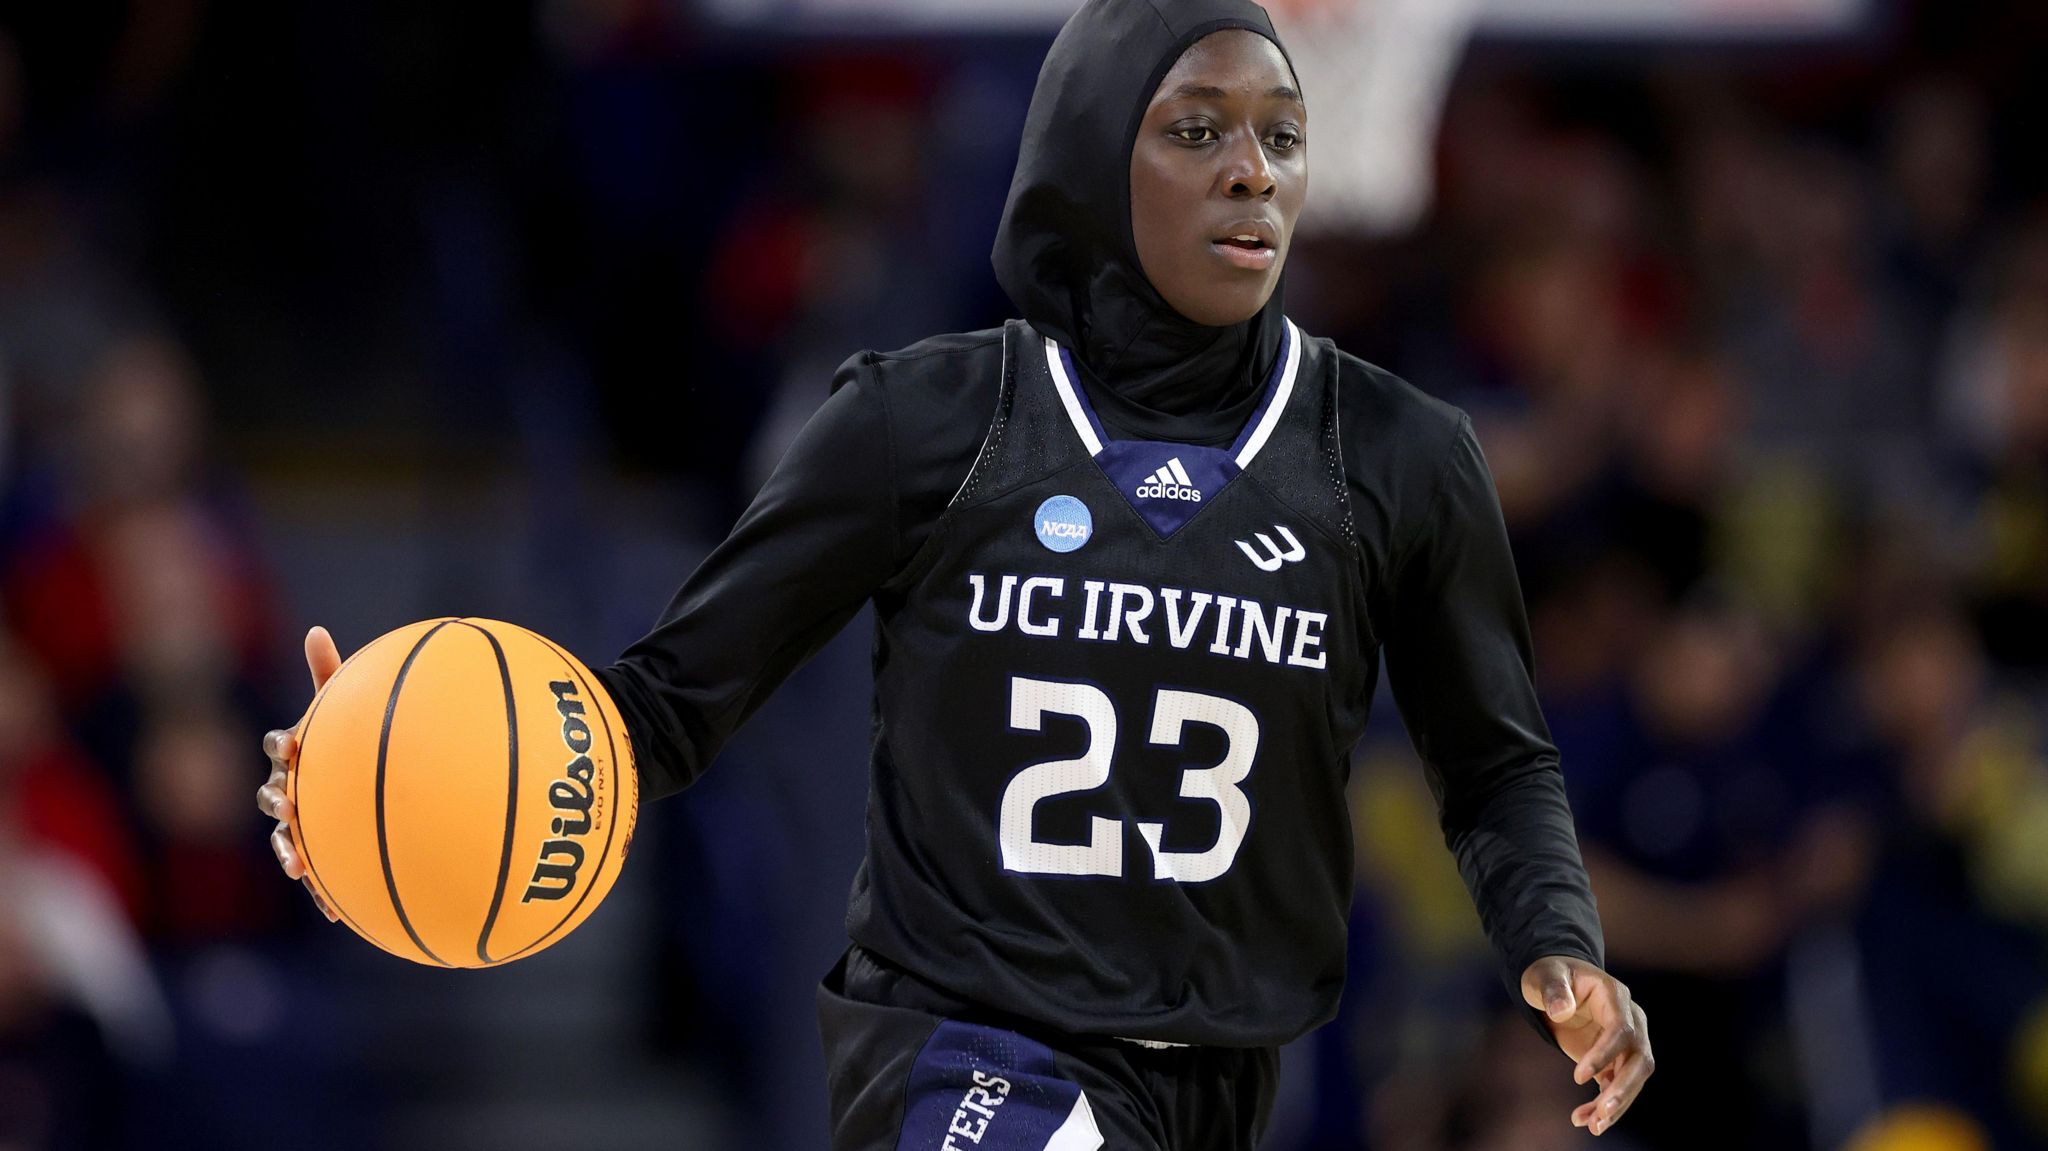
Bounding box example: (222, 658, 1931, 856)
(1521, 955, 1654, 1136)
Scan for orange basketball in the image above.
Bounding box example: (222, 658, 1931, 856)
(287, 618, 638, 967)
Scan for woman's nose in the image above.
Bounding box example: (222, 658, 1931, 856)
(1221, 131, 1277, 200)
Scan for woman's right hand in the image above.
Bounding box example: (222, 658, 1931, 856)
(257, 626, 344, 922)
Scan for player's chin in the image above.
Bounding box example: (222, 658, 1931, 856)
(1173, 273, 1281, 328)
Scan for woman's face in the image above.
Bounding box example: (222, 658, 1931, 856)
(1129, 29, 1307, 327)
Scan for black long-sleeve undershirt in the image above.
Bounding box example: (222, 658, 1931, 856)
(1382, 414, 1608, 1030)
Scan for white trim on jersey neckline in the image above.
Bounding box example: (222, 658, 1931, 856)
(1234, 317, 1301, 468)
(1042, 317, 1302, 469)
(1043, 334, 1105, 455)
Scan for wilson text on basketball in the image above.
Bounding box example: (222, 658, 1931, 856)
(523, 679, 598, 902)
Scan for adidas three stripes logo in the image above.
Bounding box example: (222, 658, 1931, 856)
(1134, 457, 1203, 503)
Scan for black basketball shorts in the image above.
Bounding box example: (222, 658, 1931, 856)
(815, 945, 1280, 1151)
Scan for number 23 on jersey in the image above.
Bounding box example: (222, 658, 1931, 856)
(998, 675, 1258, 883)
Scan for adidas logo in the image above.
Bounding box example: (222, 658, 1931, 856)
(1135, 457, 1203, 503)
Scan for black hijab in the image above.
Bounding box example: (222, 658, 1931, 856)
(992, 0, 1296, 435)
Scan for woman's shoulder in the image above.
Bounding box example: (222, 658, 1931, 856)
(827, 327, 1013, 506)
(1295, 334, 1492, 564)
(1287, 334, 1472, 493)
(1310, 338, 1466, 446)
(833, 324, 1011, 451)
(835, 326, 1010, 388)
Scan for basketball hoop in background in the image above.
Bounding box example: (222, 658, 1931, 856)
(1266, 0, 1484, 239)
(683, 0, 1879, 238)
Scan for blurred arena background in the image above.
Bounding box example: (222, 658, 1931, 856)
(0, 0, 2045, 1148)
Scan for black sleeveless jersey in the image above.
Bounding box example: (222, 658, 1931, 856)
(845, 317, 1373, 1047)
(599, 320, 1606, 1054)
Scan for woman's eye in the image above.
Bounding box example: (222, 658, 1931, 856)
(1171, 125, 1218, 144)
(1267, 130, 1301, 150)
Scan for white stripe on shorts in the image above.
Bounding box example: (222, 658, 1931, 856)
(1043, 1092, 1104, 1151)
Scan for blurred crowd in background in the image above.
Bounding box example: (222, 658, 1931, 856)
(0, 0, 2044, 1149)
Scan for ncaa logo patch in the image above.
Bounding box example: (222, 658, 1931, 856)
(1034, 495, 1093, 553)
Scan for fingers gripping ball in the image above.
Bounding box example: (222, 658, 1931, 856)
(288, 619, 638, 967)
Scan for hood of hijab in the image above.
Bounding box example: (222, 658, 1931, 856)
(992, 0, 1296, 420)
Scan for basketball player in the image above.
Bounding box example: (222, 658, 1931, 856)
(259, 0, 1654, 1145)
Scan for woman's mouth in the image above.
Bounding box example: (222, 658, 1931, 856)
(1211, 234, 1277, 270)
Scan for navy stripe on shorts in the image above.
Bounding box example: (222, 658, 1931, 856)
(896, 1020, 1102, 1151)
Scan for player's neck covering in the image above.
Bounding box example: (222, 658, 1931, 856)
(992, 0, 1297, 425)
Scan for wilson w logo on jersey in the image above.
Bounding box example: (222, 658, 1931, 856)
(1237, 525, 1306, 572)
(1134, 457, 1202, 502)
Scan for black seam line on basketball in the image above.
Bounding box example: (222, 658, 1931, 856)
(460, 620, 519, 966)
(498, 634, 620, 962)
(297, 618, 458, 958)
(299, 641, 400, 951)
(377, 619, 457, 967)
(500, 632, 622, 964)
(292, 638, 399, 953)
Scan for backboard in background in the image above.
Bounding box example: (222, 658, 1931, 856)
(696, 0, 1876, 41)
(1265, 0, 1482, 235)
(700, 0, 1878, 235)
